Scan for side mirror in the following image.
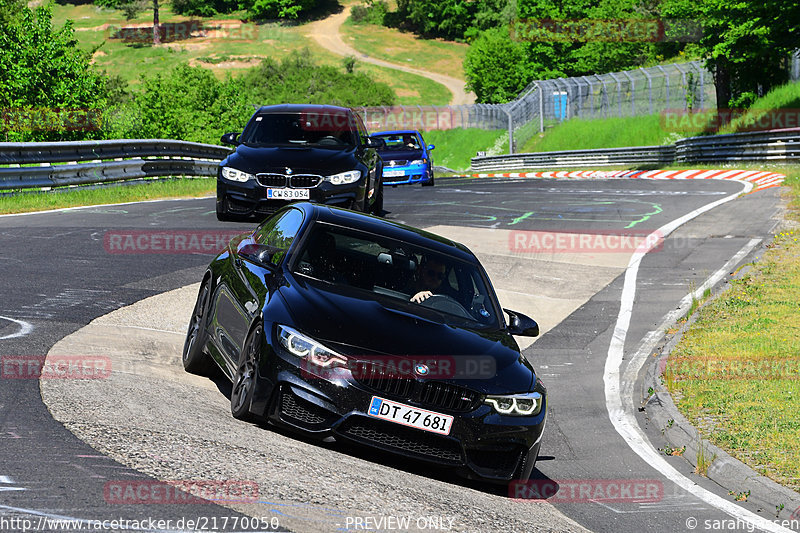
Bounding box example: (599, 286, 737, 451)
(221, 132, 240, 146)
(365, 136, 385, 149)
(238, 243, 281, 268)
(427, 144, 435, 150)
(504, 308, 539, 337)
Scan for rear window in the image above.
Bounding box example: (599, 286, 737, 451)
(241, 111, 357, 147)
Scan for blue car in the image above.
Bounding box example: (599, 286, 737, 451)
(371, 130, 435, 187)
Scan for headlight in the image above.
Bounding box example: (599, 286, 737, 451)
(221, 166, 255, 183)
(485, 392, 543, 416)
(277, 325, 347, 368)
(325, 170, 361, 185)
(409, 159, 426, 166)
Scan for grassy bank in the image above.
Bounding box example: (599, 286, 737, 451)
(519, 114, 692, 153)
(424, 129, 507, 171)
(341, 17, 468, 81)
(665, 165, 800, 491)
(0, 178, 215, 214)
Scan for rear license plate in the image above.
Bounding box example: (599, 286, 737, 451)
(267, 188, 310, 200)
(367, 396, 453, 435)
(383, 170, 405, 178)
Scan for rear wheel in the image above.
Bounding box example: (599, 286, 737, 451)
(183, 279, 213, 375)
(231, 324, 262, 421)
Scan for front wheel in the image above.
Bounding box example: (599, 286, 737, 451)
(183, 279, 213, 375)
(422, 170, 435, 187)
(231, 324, 262, 421)
(371, 182, 384, 216)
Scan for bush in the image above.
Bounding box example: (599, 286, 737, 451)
(351, 0, 388, 25)
(0, 3, 107, 141)
(248, 0, 316, 19)
(171, 0, 238, 16)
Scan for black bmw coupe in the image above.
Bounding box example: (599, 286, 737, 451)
(183, 202, 546, 483)
(216, 104, 384, 221)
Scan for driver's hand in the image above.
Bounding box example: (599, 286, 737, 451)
(410, 291, 433, 303)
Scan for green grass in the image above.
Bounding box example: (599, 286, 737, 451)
(663, 164, 800, 491)
(519, 114, 693, 153)
(341, 16, 468, 81)
(720, 82, 800, 134)
(0, 178, 215, 214)
(424, 128, 508, 171)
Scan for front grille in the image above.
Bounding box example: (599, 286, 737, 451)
(420, 382, 482, 412)
(354, 361, 414, 398)
(386, 160, 408, 166)
(256, 173, 323, 188)
(256, 173, 287, 187)
(353, 361, 481, 413)
(290, 174, 323, 188)
(280, 390, 327, 425)
(341, 417, 462, 464)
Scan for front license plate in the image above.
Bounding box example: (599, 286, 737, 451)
(368, 396, 453, 435)
(267, 188, 310, 200)
(382, 170, 405, 178)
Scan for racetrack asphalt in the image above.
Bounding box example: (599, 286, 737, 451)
(0, 175, 793, 532)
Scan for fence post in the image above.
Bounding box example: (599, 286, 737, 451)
(656, 65, 669, 112)
(609, 72, 622, 117)
(622, 70, 635, 116)
(640, 68, 653, 115)
(533, 81, 544, 133)
(674, 63, 688, 110)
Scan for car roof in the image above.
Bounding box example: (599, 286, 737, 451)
(372, 130, 422, 136)
(255, 104, 353, 114)
(294, 203, 475, 262)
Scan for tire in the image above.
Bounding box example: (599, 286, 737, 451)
(183, 279, 214, 375)
(422, 171, 435, 187)
(371, 182, 384, 216)
(216, 197, 233, 221)
(230, 324, 262, 421)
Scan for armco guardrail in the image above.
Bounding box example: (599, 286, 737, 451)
(471, 128, 800, 171)
(675, 127, 800, 163)
(471, 145, 675, 172)
(0, 139, 228, 189)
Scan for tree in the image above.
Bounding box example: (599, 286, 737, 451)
(464, 28, 533, 103)
(0, 3, 107, 141)
(660, 0, 800, 110)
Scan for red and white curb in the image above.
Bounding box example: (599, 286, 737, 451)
(461, 169, 785, 192)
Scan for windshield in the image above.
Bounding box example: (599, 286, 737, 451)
(372, 133, 421, 151)
(240, 111, 357, 147)
(292, 224, 502, 329)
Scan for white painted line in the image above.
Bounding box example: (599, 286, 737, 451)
(0, 475, 14, 483)
(0, 195, 215, 218)
(604, 180, 795, 533)
(0, 316, 33, 340)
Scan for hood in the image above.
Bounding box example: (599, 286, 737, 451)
(378, 149, 424, 162)
(278, 277, 534, 394)
(225, 145, 358, 175)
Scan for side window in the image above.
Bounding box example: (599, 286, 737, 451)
(253, 208, 304, 263)
(355, 113, 369, 141)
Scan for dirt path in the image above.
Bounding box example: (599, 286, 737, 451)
(306, 6, 475, 106)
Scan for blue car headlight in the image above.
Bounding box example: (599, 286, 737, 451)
(485, 392, 543, 416)
(221, 166, 254, 183)
(409, 159, 427, 166)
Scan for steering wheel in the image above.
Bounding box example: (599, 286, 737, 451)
(317, 136, 341, 145)
(420, 294, 472, 319)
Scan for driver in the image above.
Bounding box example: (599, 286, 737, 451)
(408, 256, 446, 303)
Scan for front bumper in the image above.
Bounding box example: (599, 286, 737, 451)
(217, 176, 363, 218)
(382, 164, 432, 185)
(250, 337, 546, 483)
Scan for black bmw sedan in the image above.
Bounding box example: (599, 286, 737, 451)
(183, 202, 546, 483)
(216, 104, 384, 221)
